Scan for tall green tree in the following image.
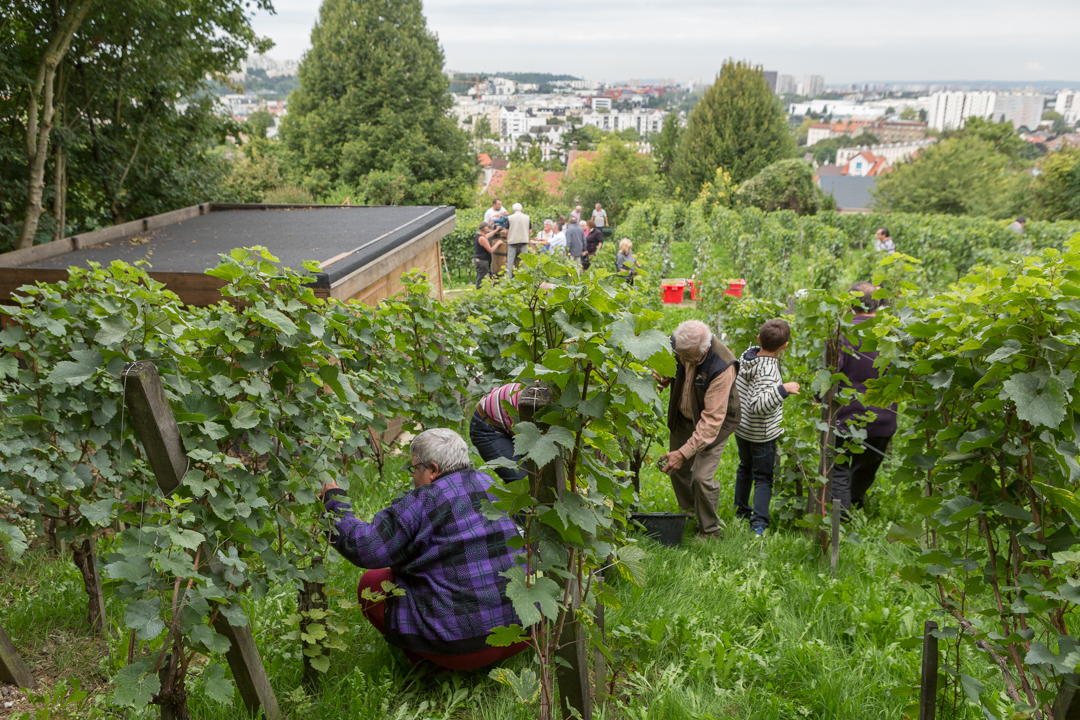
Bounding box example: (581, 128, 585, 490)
(653, 112, 682, 195)
(561, 136, 654, 224)
(501, 163, 557, 207)
(1028, 147, 1080, 220)
(674, 59, 795, 198)
(1, 0, 272, 251)
(280, 0, 474, 205)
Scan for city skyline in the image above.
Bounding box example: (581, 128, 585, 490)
(250, 0, 1080, 85)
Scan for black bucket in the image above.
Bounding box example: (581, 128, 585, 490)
(631, 512, 687, 547)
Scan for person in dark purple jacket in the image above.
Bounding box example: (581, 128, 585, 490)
(831, 282, 898, 515)
(320, 428, 530, 670)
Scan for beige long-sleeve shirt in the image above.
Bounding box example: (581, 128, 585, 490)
(677, 363, 736, 459)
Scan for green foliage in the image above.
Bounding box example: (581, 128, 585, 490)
(874, 119, 1032, 218)
(0, 0, 272, 249)
(501, 164, 558, 207)
(279, 0, 475, 206)
(736, 159, 823, 215)
(561, 136, 655, 224)
(652, 113, 683, 196)
(674, 60, 796, 197)
(1029, 148, 1080, 221)
(263, 186, 317, 205)
(215, 144, 283, 203)
(864, 236, 1080, 717)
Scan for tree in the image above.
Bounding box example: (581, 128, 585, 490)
(874, 118, 1031, 217)
(808, 135, 853, 165)
(1028, 147, 1080, 220)
(561, 136, 655, 224)
(900, 107, 918, 121)
(280, 0, 475, 206)
(873, 135, 1021, 216)
(653, 113, 682, 194)
(736, 159, 822, 214)
(674, 59, 796, 198)
(245, 110, 275, 140)
(473, 115, 498, 140)
(501, 163, 556, 207)
(849, 132, 879, 146)
(1, 0, 271, 251)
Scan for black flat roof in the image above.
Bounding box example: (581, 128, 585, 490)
(28, 205, 455, 287)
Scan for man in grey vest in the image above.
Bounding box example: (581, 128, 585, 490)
(656, 320, 740, 538)
(505, 203, 531, 279)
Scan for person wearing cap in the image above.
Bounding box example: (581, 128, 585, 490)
(505, 203, 531, 279)
(320, 428, 530, 670)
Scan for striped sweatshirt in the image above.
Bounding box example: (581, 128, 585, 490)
(734, 346, 790, 443)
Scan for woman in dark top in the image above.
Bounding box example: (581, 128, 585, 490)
(474, 221, 504, 289)
(583, 219, 604, 270)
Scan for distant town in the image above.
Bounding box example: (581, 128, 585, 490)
(219, 56, 1080, 212)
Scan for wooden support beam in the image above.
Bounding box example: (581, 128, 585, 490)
(121, 361, 281, 720)
(0, 623, 36, 689)
(120, 362, 189, 495)
(519, 384, 592, 720)
(919, 620, 938, 720)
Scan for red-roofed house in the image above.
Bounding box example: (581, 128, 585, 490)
(841, 150, 890, 177)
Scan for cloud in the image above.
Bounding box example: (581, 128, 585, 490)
(250, 0, 1080, 83)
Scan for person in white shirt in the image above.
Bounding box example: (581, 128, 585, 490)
(592, 203, 608, 228)
(549, 221, 567, 253)
(505, 203, 531, 279)
(483, 198, 504, 224)
(533, 219, 555, 253)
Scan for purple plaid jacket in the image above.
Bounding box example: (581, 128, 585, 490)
(322, 468, 523, 655)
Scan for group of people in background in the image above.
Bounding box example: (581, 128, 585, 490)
(474, 198, 639, 288)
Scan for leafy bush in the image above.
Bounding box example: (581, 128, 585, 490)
(263, 186, 316, 204)
(736, 159, 823, 215)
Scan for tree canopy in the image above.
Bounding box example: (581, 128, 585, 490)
(873, 119, 1029, 218)
(561, 136, 655, 224)
(0, 0, 270, 251)
(280, 0, 474, 206)
(736, 159, 823, 214)
(674, 59, 795, 198)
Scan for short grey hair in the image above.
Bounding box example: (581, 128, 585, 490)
(410, 428, 471, 474)
(544, 218, 553, 225)
(512, 202, 523, 211)
(673, 320, 712, 355)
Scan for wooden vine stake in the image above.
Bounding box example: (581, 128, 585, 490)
(919, 620, 938, 720)
(520, 384, 592, 720)
(0, 623, 36, 689)
(121, 361, 282, 720)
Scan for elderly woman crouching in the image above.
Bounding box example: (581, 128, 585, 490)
(320, 428, 530, 670)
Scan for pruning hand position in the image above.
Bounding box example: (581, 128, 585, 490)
(658, 450, 684, 475)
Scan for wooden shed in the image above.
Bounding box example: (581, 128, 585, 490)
(0, 202, 456, 306)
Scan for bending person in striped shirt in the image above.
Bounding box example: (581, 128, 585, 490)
(469, 383, 526, 482)
(733, 319, 800, 537)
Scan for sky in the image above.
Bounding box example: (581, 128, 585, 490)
(250, 0, 1080, 85)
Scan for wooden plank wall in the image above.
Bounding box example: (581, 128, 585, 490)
(347, 241, 443, 306)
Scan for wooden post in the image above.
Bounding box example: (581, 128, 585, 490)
(0, 623, 36, 689)
(519, 384, 592, 720)
(120, 361, 188, 495)
(121, 361, 282, 720)
(919, 620, 938, 720)
(158, 654, 175, 720)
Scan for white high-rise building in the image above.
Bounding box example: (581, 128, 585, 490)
(1055, 91, 1080, 126)
(803, 75, 825, 99)
(927, 91, 996, 130)
(991, 93, 1044, 131)
(776, 74, 797, 95)
(928, 91, 1044, 131)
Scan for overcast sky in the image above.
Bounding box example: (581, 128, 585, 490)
(251, 0, 1080, 84)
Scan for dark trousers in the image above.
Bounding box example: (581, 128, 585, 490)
(831, 435, 891, 512)
(474, 258, 491, 289)
(733, 436, 776, 530)
(358, 569, 530, 670)
(469, 410, 526, 482)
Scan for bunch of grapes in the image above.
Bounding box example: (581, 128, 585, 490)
(0, 487, 36, 550)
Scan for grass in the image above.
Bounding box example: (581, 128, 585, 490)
(1, 443, 943, 720)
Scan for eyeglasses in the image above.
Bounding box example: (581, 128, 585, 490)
(407, 460, 430, 473)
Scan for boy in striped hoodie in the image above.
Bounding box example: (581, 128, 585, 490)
(733, 319, 800, 537)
